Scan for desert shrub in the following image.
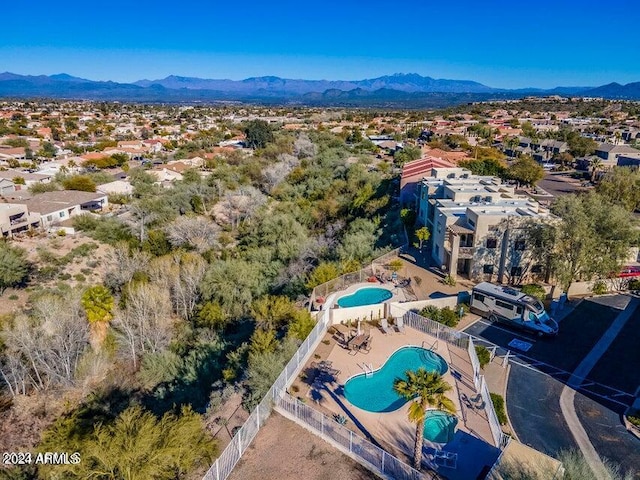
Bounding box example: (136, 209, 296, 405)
(490, 393, 507, 425)
(475, 345, 491, 369)
(438, 307, 459, 327)
(558, 449, 634, 480)
(74, 274, 86, 282)
(418, 305, 459, 327)
(520, 284, 546, 300)
(627, 278, 640, 291)
(591, 280, 608, 295)
(419, 305, 441, 321)
(443, 274, 457, 286)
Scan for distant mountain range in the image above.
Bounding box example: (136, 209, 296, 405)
(0, 72, 638, 107)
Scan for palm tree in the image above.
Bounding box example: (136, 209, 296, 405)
(393, 369, 456, 470)
(590, 157, 604, 182)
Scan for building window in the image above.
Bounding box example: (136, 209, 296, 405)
(514, 239, 526, 251)
(473, 293, 485, 302)
(46, 215, 52, 221)
(486, 238, 498, 249)
(468, 218, 476, 227)
(531, 264, 544, 274)
(511, 266, 523, 277)
(483, 264, 494, 274)
(59, 212, 65, 218)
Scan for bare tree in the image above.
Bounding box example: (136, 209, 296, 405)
(113, 283, 174, 368)
(164, 216, 221, 253)
(293, 133, 317, 158)
(0, 292, 89, 395)
(216, 186, 266, 229)
(186, 181, 215, 216)
(104, 243, 151, 291)
(148, 252, 207, 321)
(263, 153, 300, 193)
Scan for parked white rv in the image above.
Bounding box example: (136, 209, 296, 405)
(470, 282, 558, 336)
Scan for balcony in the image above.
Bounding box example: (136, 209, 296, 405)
(458, 246, 475, 258)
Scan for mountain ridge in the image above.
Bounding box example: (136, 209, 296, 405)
(0, 72, 638, 106)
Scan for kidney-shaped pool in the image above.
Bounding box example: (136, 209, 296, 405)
(344, 346, 449, 413)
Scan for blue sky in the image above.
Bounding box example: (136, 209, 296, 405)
(0, 0, 638, 88)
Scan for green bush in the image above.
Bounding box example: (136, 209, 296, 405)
(490, 393, 507, 425)
(628, 279, 640, 291)
(418, 305, 459, 327)
(591, 280, 608, 295)
(520, 284, 546, 300)
(62, 175, 97, 192)
(439, 307, 459, 327)
(628, 411, 640, 428)
(443, 274, 457, 286)
(74, 274, 86, 282)
(475, 345, 491, 369)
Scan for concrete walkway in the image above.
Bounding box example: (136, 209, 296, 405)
(559, 296, 640, 479)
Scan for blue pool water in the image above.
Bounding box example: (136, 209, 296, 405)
(344, 347, 449, 413)
(337, 287, 392, 308)
(423, 410, 458, 443)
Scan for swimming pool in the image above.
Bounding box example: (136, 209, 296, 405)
(423, 410, 458, 444)
(337, 287, 392, 308)
(344, 346, 449, 413)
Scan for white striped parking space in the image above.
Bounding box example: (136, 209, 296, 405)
(464, 332, 635, 408)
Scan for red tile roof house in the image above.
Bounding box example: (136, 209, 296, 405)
(399, 156, 455, 206)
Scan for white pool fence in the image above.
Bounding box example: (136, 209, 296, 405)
(277, 393, 428, 480)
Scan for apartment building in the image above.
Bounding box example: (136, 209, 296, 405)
(415, 169, 552, 284)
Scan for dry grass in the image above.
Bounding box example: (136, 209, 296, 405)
(228, 412, 380, 480)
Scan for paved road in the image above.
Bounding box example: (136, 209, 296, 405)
(506, 363, 577, 455)
(575, 391, 640, 476)
(537, 172, 587, 198)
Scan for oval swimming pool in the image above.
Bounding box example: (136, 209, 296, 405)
(337, 287, 392, 308)
(344, 346, 449, 413)
(424, 410, 458, 443)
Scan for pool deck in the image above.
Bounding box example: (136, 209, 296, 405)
(290, 325, 500, 479)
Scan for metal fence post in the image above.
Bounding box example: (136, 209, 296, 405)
(350, 431, 353, 452)
(382, 451, 386, 473)
(216, 461, 220, 480)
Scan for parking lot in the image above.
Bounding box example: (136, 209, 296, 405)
(464, 296, 637, 407)
(463, 295, 640, 474)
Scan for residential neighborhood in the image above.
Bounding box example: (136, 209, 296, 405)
(0, 94, 639, 480)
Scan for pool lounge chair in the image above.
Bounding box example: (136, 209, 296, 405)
(395, 316, 405, 334)
(380, 318, 392, 335)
